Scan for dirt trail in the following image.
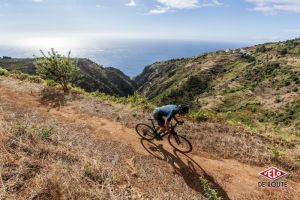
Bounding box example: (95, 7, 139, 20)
(1, 83, 300, 200)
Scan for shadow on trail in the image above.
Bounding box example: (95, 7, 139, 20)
(140, 139, 230, 200)
(39, 87, 66, 111)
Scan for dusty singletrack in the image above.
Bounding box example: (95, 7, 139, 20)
(1, 80, 300, 200)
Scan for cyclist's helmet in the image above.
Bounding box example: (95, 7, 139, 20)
(177, 104, 189, 114)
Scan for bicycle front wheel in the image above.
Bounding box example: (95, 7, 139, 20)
(135, 123, 156, 140)
(168, 134, 192, 153)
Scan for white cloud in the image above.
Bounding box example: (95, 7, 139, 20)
(155, 0, 199, 9)
(126, 0, 136, 7)
(149, 0, 221, 14)
(246, 0, 300, 14)
(149, 6, 170, 14)
(32, 0, 44, 2)
(96, 4, 104, 8)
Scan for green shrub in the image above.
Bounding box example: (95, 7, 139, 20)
(27, 75, 43, 83)
(268, 144, 286, 161)
(36, 49, 79, 93)
(10, 71, 29, 80)
(70, 86, 87, 95)
(262, 101, 300, 126)
(0, 67, 8, 76)
(256, 45, 267, 53)
(31, 126, 55, 140)
(226, 111, 256, 127)
(188, 110, 215, 122)
(44, 79, 58, 87)
(279, 48, 288, 55)
(265, 63, 280, 75)
(199, 177, 222, 200)
(89, 91, 155, 110)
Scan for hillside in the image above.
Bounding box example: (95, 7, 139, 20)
(1, 76, 300, 199)
(0, 57, 136, 96)
(134, 38, 300, 137)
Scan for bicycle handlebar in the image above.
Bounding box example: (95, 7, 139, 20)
(172, 121, 184, 128)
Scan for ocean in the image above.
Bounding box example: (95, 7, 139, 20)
(0, 39, 248, 77)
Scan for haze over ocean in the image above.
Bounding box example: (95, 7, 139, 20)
(0, 39, 248, 77)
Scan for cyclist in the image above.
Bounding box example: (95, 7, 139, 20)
(153, 104, 189, 139)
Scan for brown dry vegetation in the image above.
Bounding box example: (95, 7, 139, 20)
(73, 87, 300, 180)
(0, 76, 300, 200)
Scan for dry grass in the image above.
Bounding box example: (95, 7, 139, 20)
(72, 95, 300, 180)
(1, 77, 299, 199)
(0, 104, 145, 199)
(0, 85, 210, 199)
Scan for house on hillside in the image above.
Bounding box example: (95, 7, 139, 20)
(225, 48, 250, 55)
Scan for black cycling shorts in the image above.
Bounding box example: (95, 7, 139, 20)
(153, 111, 165, 127)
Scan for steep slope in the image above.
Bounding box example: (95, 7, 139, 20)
(75, 59, 136, 96)
(134, 38, 300, 135)
(0, 57, 136, 96)
(1, 76, 300, 199)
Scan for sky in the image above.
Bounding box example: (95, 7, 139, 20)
(0, 0, 300, 48)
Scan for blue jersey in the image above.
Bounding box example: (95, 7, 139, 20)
(154, 105, 177, 121)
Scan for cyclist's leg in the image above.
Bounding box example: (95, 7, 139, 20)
(157, 118, 165, 133)
(153, 112, 165, 137)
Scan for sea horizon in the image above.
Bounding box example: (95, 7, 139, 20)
(0, 39, 250, 77)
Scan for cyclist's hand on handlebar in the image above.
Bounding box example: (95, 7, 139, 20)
(178, 121, 184, 125)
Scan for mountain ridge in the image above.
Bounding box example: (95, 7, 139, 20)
(134, 38, 300, 136)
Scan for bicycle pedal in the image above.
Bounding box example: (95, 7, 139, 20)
(155, 134, 163, 140)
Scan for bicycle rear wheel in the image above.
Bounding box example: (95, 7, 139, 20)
(135, 123, 156, 140)
(168, 134, 192, 153)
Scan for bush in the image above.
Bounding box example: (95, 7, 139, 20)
(265, 63, 280, 75)
(188, 110, 215, 122)
(10, 71, 29, 80)
(70, 86, 87, 95)
(2, 56, 12, 59)
(279, 48, 288, 55)
(0, 67, 8, 76)
(27, 75, 43, 83)
(44, 79, 58, 87)
(256, 45, 267, 53)
(89, 91, 155, 110)
(32, 126, 55, 140)
(268, 144, 286, 161)
(36, 49, 79, 93)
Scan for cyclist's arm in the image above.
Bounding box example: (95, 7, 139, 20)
(173, 114, 184, 124)
(173, 115, 179, 123)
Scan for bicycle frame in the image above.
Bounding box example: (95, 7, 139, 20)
(149, 119, 180, 140)
(138, 119, 192, 152)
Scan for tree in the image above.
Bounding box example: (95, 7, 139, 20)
(279, 48, 288, 55)
(36, 49, 79, 93)
(256, 45, 267, 53)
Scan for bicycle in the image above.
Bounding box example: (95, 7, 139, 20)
(135, 118, 192, 153)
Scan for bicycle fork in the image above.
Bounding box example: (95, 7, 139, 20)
(173, 133, 181, 145)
